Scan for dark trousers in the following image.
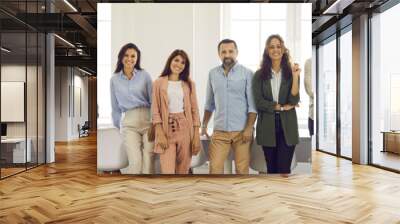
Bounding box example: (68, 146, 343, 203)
(262, 113, 295, 174)
(308, 117, 314, 136)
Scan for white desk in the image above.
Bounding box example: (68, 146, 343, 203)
(1, 138, 31, 163)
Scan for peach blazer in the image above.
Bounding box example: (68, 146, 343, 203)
(151, 76, 201, 154)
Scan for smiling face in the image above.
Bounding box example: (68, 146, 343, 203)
(169, 55, 186, 75)
(218, 42, 238, 67)
(267, 37, 284, 61)
(122, 48, 138, 70)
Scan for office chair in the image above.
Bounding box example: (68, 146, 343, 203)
(79, 121, 90, 138)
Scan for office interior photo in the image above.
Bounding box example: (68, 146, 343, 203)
(97, 3, 314, 175)
(1, 0, 400, 223)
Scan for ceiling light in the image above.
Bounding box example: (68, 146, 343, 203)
(63, 0, 78, 12)
(54, 34, 75, 48)
(1, 47, 11, 53)
(78, 67, 92, 76)
(322, 0, 354, 15)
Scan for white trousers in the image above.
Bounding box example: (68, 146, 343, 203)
(120, 107, 154, 174)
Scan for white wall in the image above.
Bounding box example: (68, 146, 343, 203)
(1, 65, 35, 137)
(55, 67, 89, 141)
(193, 4, 221, 116)
(72, 73, 89, 138)
(55, 66, 69, 141)
(1, 65, 26, 82)
(1, 65, 26, 141)
(101, 3, 221, 126)
(1, 64, 46, 164)
(112, 4, 194, 80)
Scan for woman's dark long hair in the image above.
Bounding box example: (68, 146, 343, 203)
(259, 34, 292, 80)
(160, 49, 192, 92)
(114, 43, 142, 73)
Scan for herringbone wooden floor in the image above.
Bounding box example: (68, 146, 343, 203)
(1, 134, 400, 224)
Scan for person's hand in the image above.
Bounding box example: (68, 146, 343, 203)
(283, 104, 295, 111)
(274, 104, 281, 111)
(156, 129, 168, 150)
(201, 126, 210, 139)
(241, 127, 253, 143)
(292, 63, 301, 79)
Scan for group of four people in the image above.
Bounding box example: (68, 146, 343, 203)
(110, 34, 300, 176)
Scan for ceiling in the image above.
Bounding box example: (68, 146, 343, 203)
(0, 0, 97, 74)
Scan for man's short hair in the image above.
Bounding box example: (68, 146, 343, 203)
(218, 39, 238, 51)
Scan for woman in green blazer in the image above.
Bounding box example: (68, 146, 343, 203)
(252, 34, 301, 176)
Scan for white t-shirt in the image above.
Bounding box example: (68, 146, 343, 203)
(167, 81, 184, 113)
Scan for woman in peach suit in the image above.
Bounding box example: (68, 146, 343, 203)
(151, 49, 201, 174)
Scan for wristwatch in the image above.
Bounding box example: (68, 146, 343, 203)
(280, 106, 284, 112)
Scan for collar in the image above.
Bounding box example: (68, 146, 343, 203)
(119, 69, 137, 80)
(271, 68, 282, 78)
(220, 61, 239, 73)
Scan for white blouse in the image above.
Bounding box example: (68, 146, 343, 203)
(270, 69, 282, 103)
(167, 81, 184, 113)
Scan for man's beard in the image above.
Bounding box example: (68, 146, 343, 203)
(223, 58, 234, 67)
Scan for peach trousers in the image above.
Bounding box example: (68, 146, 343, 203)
(159, 112, 192, 174)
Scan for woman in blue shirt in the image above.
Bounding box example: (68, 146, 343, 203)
(110, 43, 154, 174)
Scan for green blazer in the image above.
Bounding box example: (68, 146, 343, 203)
(252, 70, 300, 147)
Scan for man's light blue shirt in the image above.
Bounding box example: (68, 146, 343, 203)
(110, 69, 152, 129)
(204, 63, 256, 132)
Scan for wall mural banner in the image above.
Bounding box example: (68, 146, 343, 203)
(97, 3, 313, 175)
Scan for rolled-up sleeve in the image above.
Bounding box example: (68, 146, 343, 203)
(110, 79, 121, 129)
(288, 77, 300, 105)
(145, 73, 153, 121)
(246, 70, 257, 113)
(146, 73, 153, 104)
(204, 72, 215, 112)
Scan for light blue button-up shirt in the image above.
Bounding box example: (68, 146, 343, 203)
(204, 63, 256, 132)
(110, 69, 152, 129)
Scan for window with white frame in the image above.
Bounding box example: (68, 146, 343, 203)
(223, 3, 312, 134)
(371, 2, 400, 170)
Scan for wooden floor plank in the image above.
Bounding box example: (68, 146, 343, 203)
(0, 134, 400, 223)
